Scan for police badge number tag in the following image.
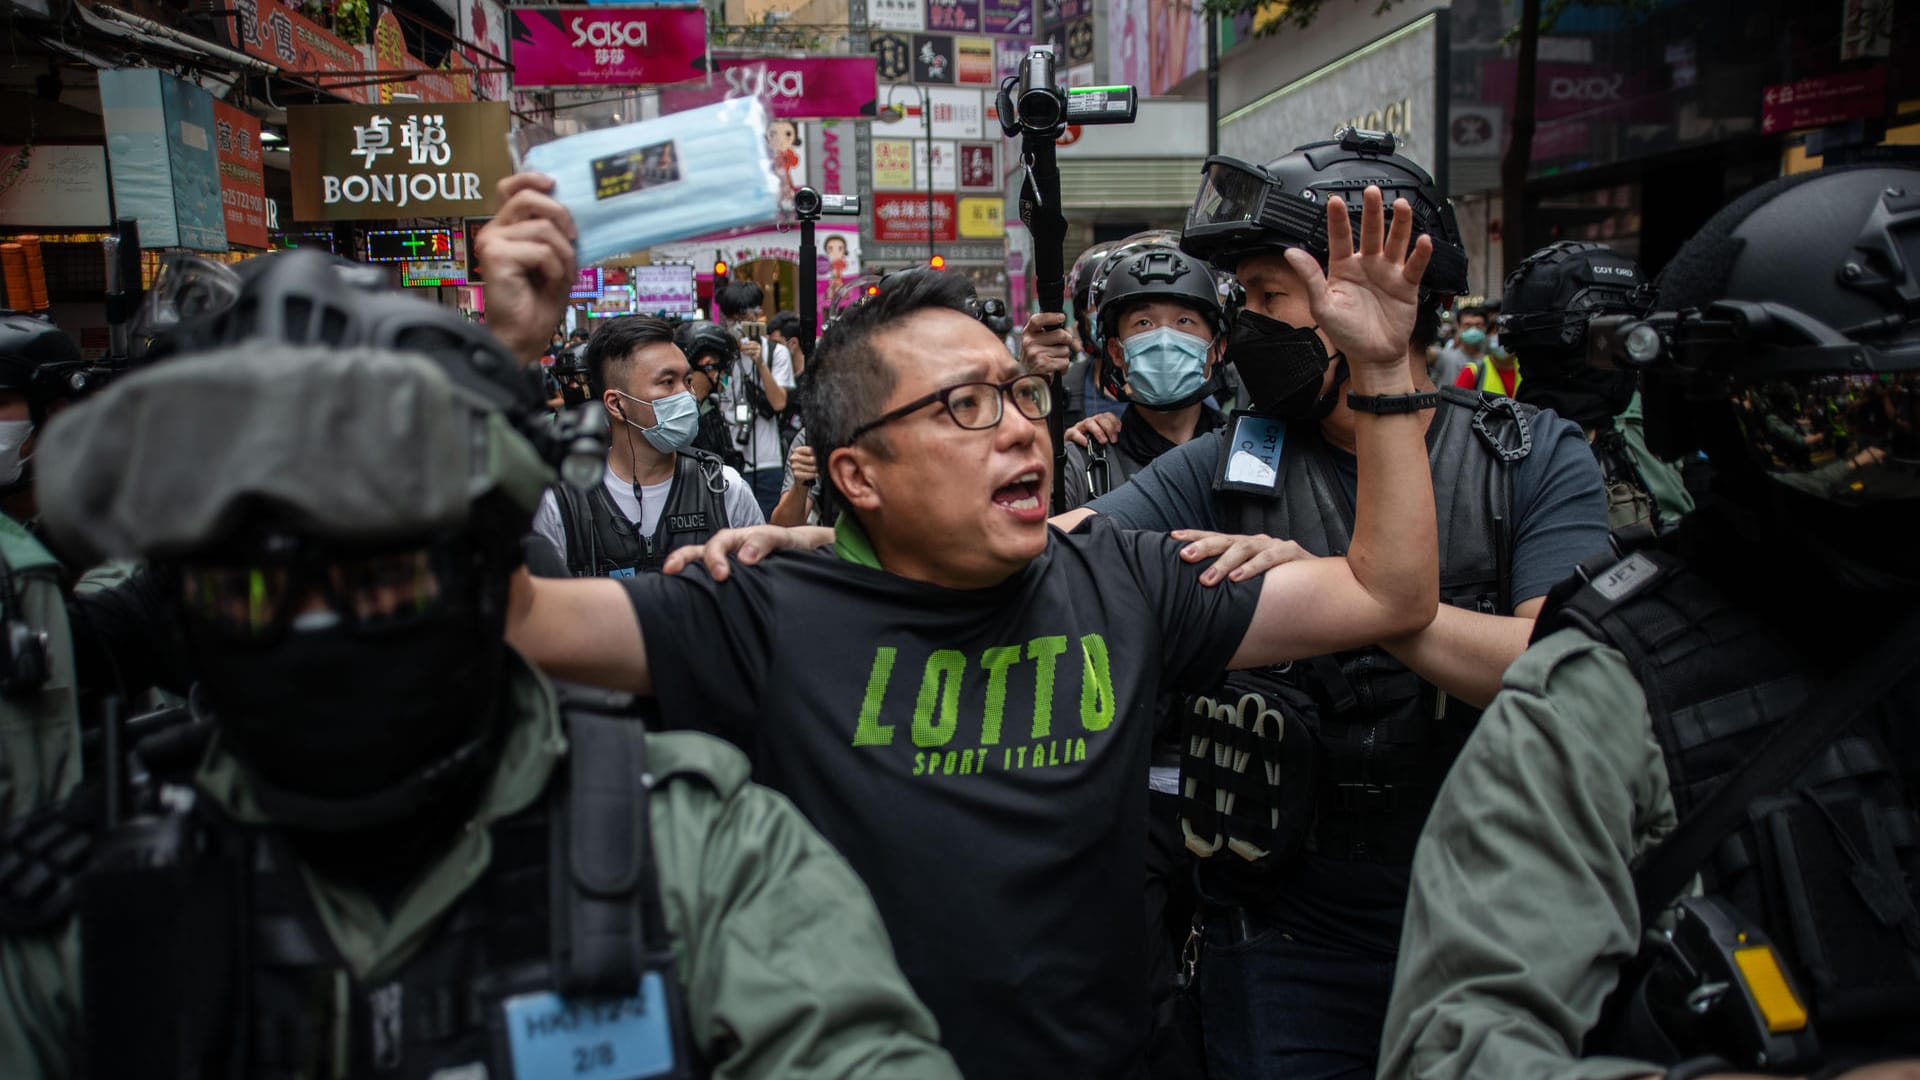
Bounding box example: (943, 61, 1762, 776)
(500, 972, 678, 1080)
(1216, 413, 1288, 496)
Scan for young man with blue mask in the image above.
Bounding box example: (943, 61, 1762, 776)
(530, 315, 762, 578)
(1061, 243, 1230, 511)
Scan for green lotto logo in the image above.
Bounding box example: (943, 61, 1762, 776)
(849, 636, 1115, 779)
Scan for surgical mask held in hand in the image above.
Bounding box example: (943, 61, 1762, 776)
(615, 389, 701, 454)
(1120, 327, 1212, 407)
(522, 98, 782, 269)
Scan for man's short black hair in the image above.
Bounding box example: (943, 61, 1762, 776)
(718, 281, 765, 319)
(586, 315, 677, 399)
(568, 328, 589, 342)
(768, 311, 802, 340)
(801, 268, 976, 463)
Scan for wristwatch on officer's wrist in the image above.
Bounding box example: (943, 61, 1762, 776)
(1345, 390, 1441, 414)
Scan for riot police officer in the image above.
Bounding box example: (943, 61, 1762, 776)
(676, 318, 749, 472)
(1058, 129, 1611, 1079)
(0, 249, 956, 1079)
(1380, 164, 1920, 1080)
(529, 315, 763, 579)
(1502, 241, 1695, 532)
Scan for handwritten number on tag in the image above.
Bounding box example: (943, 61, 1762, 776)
(573, 1042, 616, 1074)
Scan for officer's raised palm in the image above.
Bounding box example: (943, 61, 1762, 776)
(1286, 185, 1433, 371)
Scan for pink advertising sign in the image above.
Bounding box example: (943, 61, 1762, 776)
(508, 7, 708, 88)
(658, 56, 878, 120)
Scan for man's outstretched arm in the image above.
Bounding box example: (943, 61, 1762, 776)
(504, 569, 652, 695)
(1229, 186, 1439, 668)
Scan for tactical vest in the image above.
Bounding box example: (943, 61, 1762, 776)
(555, 450, 731, 578)
(1537, 548, 1920, 1070)
(1067, 439, 1148, 506)
(1200, 388, 1529, 866)
(58, 708, 699, 1080)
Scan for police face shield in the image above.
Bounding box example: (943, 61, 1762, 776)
(177, 532, 485, 644)
(134, 254, 244, 355)
(1730, 374, 1920, 503)
(1184, 157, 1292, 267)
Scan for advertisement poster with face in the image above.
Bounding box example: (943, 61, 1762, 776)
(765, 117, 807, 216)
(821, 226, 859, 302)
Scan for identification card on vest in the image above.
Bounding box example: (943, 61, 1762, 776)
(1216, 413, 1288, 496)
(500, 972, 678, 1080)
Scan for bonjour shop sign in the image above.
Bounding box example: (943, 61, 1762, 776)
(288, 101, 512, 221)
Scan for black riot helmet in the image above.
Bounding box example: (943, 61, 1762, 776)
(1630, 165, 1920, 586)
(1068, 241, 1117, 319)
(1182, 127, 1469, 299)
(0, 311, 100, 428)
(1500, 242, 1654, 357)
(1082, 229, 1185, 352)
(1093, 244, 1225, 345)
(673, 318, 740, 369)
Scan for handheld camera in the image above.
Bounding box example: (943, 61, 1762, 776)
(996, 45, 1139, 139)
(794, 187, 861, 221)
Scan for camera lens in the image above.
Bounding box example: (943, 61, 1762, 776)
(794, 187, 822, 217)
(1018, 90, 1063, 131)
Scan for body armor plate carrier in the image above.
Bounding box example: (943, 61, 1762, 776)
(556, 450, 732, 578)
(1179, 388, 1527, 876)
(1536, 545, 1920, 1072)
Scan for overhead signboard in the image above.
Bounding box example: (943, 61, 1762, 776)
(288, 101, 513, 222)
(1761, 68, 1887, 133)
(658, 56, 878, 120)
(872, 192, 957, 242)
(509, 7, 708, 88)
(214, 101, 269, 249)
(100, 69, 226, 251)
(229, 0, 373, 103)
(365, 228, 454, 262)
(629, 263, 698, 315)
(0, 145, 112, 229)
(958, 196, 1004, 238)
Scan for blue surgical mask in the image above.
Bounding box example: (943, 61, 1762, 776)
(614, 389, 700, 454)
(1459, 327, 1488, 347)
(523, 98, 782, 268)
(1121, 326, 1212, 407)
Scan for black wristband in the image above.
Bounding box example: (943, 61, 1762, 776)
(1345, 390, 1441, 414)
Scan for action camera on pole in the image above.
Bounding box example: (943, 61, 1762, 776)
(793, 187, 860, 221)
(996, 45, 1139, 139)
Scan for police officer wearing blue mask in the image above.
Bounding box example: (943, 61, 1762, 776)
(1060, 243, 1231, 509)
(530, 315, 764, 578)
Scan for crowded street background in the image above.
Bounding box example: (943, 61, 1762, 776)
(1, 0, 1919, 1077)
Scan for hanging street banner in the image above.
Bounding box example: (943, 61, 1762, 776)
(659, 56, 878, 119)
(508, 7, 708, 88)
(214, 101, 270, 249)
(100, 69, 226, 251)
(288, 101, 514, 221)
(369, 10, 472, 103)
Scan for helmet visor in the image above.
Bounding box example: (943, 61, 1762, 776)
(1733, 373, 1920, 504)
(136, 254, 242, 345)
(1188, 157, 1272, 234)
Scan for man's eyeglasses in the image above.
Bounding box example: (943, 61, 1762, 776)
(848, 373, 1053, 443)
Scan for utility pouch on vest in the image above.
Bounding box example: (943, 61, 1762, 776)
(1606, 895, 1822, 1074)
(1178, 669, 1319, 872)
(1212, 412, 1288, 498)
(79, 812, 242, 1079)
(533, 710, 694, 1080)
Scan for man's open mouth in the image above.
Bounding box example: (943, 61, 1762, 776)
(992, 471, 1044, 513)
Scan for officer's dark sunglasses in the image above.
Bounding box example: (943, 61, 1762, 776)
(847, 373, 1052, 443)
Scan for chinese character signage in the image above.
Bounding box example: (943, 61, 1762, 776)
(288, 101, 514, 221)
(870, 0, 926, 31)
(913, 35, 956, 84)
(659, 56, 878, 119)
(874, 139, 916, 189)
(370, 10, 471, 103)
(1761, 68, 1887, 133)
(872, 192, 957, 242)
(958, 196, 1003, 238)
(929, 88, 986, 140)
(915, 140, 959, 191)
(100, 69, 226, 251)
(508, 7, 708, 88)
(956, 37, 995, 86)
(873, 34, 914, 83)
(228, 0, 373, 103)
(214, 101, 269, 249)
(927, 0, 981, 32)
(958, 142, 999, 189)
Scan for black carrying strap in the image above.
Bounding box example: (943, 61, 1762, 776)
(1633, 608, 1920, 924)
(551, 710, 674, 995)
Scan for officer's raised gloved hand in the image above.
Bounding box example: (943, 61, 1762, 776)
(474, 173, 578, 366)
(1174, 528, 1318, 586)
(1021, 311, 1074, 377)
(662, 524, 834, 581)
(1065, 412, 1122, 449)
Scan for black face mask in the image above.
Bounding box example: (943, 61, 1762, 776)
(1223, 310, 1347, 419)
(193, 613, 502, 827)
(1516, 361, 1637, 430)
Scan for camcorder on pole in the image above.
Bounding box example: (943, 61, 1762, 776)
(997, 46, 1137, 513)
(793, 186, 861, 350)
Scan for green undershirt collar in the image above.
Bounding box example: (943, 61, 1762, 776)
(833, 514, 883, 569)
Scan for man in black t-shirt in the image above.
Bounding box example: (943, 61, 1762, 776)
(494, 175, 1443, 1078)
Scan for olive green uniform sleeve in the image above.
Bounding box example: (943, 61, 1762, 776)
(0, 918, 80, 1080)
(1377, 630, 1678, 1080)
(646, 732, 960, 1080)
(1616, 394, 1694, 527)
(0, 570, 80, 827)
